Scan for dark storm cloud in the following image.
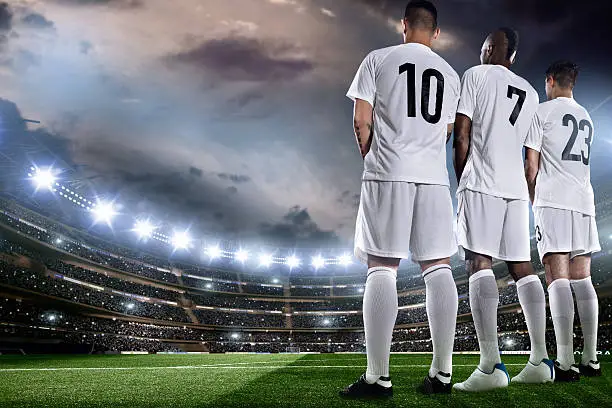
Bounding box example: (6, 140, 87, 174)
(216, 173, 251, 184)
(21, 12, 55, 29)
(229, 91, 265, 109)
(189, 166, 203, 178)
(258, 206, 340, 247)
(0, 2, 12, 32)
(168, 36, 315, 82)
(75, 144, 246, 231)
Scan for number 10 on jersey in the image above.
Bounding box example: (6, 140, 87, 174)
(399, 63, 445, 124)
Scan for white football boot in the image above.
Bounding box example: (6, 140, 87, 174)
(453, 363, 510, 392)
(511, 359, 555, 384)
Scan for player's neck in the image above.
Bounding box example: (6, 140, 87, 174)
(552, 89, 573, 99)
(403, 32, 432, 48)
(486, 60, 511, 69)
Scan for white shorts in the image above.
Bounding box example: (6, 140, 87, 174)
(457, 189, 530, 262)
(534, 207, 601, 262)
(354, 181, 456, 264)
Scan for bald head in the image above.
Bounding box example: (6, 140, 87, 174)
(480, 27, 519, 67)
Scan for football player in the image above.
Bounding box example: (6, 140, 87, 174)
(341, 0, 460, 398)
(524, 60, 601, 381)
(453, 28, 554, 392)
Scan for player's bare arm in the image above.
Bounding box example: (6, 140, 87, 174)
(446, 123, 453, 144)
(453, 113, 471, 183)
(524, 147, 540, 204)
(353, 99, 374, 159)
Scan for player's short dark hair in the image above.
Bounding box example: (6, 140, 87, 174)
(498, 27, 519, 60)
(404, 1, 438, 32)
(545, 60, 579, 89)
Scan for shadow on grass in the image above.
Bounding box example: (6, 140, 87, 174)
(206, 354, 612, 408)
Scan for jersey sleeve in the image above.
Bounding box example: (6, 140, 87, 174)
(456, 68, 479, 120)
(524, 107, 544, 152)
(346, 52, 377, 107)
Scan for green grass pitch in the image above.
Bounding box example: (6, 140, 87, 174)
(0, 354, 610, 407)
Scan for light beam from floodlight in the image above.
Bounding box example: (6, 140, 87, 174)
(312, 255, 325, 269)
(31, 168, 56, 191)
(235, 249, 249, 263)
(171, 231, 191, 250)
(133, 220, 155, 239)
(206, 245, 222, 259)
(92, 201, 117, 226)
(338, 254, 352, 266)
(259, 254, 273, 267)
(286, 255, 300, 269)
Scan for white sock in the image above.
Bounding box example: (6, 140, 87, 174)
(571, 276, 599, 363)
(516, 275, 549, 364)
(548, 278, 575, 369)
(423, 264, 457, 380)
(363, 266, 398, 382)
(469, 269, 501, 373)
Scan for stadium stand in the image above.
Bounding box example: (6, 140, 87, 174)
(1, 196, 612, 354)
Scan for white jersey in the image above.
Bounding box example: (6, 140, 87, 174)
(524, 97, 596, 216)
(346, 43, 460, 186)
(456, 65, 539, 200)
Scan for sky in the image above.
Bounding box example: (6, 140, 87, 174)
(0, 0, 611, 249)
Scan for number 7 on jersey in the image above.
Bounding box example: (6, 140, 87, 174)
(507, 85, 526, 126)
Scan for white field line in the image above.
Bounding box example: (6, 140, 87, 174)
(0, 363, 530, 373)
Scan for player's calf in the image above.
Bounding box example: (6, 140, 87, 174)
(421, 261, 457, 394)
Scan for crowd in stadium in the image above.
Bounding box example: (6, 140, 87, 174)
(1, 196, 612, 354)
(2, 294, 611, 353)
(0, 261, 191, 323)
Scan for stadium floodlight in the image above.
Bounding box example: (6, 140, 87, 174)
(92, 201, 117, 225)
(235, 249, 249, 263)
(126, 303, 135, 310)
(311, 255, 325, 269)
(259, 253, 273, 267)
(272, 278, 279, 284)
(171, 231, 191, 250)
(338, 254, 352, 266)
(286, 255, 300, 269)
(133, 220, 155, 239)
(31, 167, 56, 191)
(206, 245, 222, 259)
